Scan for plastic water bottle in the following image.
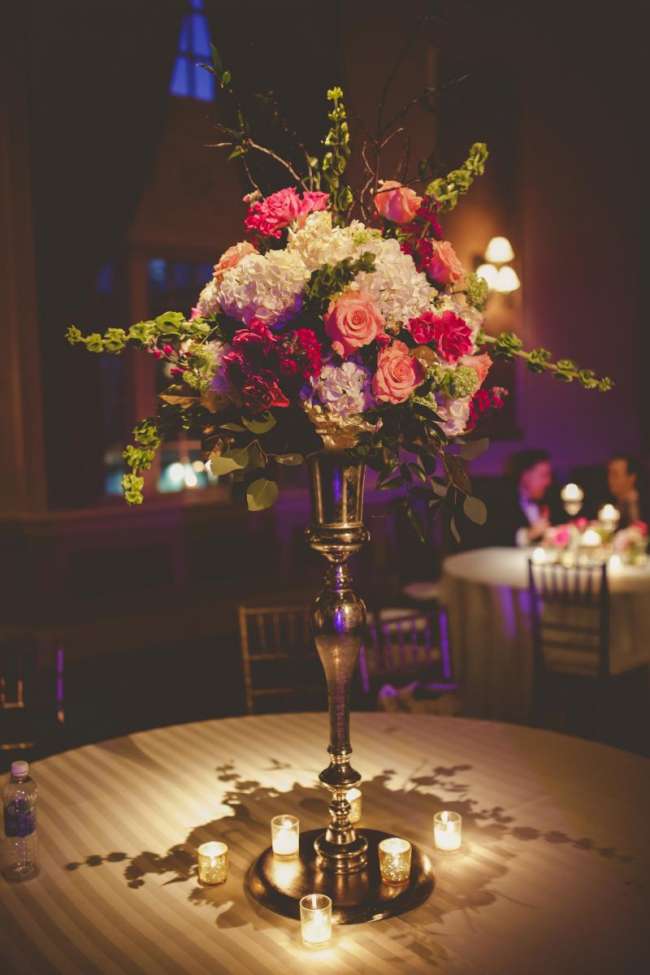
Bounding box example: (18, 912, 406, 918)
(3, 760, 38, 880)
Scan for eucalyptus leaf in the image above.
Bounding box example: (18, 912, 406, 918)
(457, 437, 490, 461)
(463, 495, 487, 525)
(208, 446, 250, 476)
(246, 478, 279, 511)
(450, 516, 460, 544)
(273, 453, 304, 466)
(220, 422, 246, 432)
(242, 414, 277, 435)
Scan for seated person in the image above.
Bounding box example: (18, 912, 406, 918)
(488, 449, 556, 547)
(604, 455, 648, 528)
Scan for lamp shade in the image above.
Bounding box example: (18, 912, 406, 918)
(494, 265, 521, 293)
(476, 263, 499, 289)
(485, 236, 515, 263)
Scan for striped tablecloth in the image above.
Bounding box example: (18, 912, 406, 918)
(2, 713, 649, 975)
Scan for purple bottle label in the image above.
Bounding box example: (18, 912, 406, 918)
(4, 800, 36, 837)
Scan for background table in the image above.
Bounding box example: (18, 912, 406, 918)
(2, 713, 649, 975)
(443, 547, 650, 722)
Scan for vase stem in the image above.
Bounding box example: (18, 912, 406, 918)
(308, 452, 369, 873)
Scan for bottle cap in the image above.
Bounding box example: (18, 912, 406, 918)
(11, 760, 29, 779)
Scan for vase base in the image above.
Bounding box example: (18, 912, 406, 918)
(245, 828, 434, 924)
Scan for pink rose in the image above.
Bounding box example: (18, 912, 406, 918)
(244, 187, 303, 238)
(374, 180, 422, 224)
(372, 340, 425, 404)
(460, 353, 492, 387)
(324, 290, 385, 358)
(213, 241, 257, 283)
(426, 240, 464, 285)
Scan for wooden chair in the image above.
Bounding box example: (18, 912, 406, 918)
(238, 603, 326, 714)
(1, 628, 65, 765)
(527, 559, 610, 724)
(359, 607, 456, 702)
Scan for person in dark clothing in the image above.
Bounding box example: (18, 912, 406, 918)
(603, 455, 648, 528)
(488, 449, 557, 547)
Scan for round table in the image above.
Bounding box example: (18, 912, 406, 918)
(2, 713, 649, 975)
(443, 547, 650, 722)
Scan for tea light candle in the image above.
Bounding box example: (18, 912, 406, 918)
(532, 546, 547, 564)
(434, 810, 462, 851)
(581, 527, 602, 549)
(197, 841, 228, 884)
(300, 893, 332, 948)
(271, 815, 300, 858)
(598, 503, 620, 532)
(346, 787, 362, 824)
(378, 837, 412, 884)
(561, 482, 584, 517)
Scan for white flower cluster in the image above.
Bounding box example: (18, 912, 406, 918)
(287, 210, 374, 271)
(303, 359, 374, 417)
(435, 394, 472, 437)
(215, 249, 311, 327)
(353, 236, 436, 331)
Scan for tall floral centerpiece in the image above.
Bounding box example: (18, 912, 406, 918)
(67, 69, 611, 922)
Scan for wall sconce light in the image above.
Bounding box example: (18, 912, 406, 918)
(477, 236, 520, 294)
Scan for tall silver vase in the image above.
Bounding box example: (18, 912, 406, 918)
(246, 451, 434, 923)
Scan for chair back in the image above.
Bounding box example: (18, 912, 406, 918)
(1, 631, 65, 758)
(527, 559, 610, 681)
(238, 604, 324, 714)
(359, 608, 441, 694)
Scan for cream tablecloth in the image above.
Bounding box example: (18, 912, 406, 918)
(443, 547, 650, 722)
(2, 712, 649, 975)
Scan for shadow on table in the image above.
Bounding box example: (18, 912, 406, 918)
(63, 753, 636, 966)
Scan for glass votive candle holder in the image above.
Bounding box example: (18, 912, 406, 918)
(300, 893, 332, 948)
(378, 837, 412, 884)
(197, 841, 228, 884)
(346, 787, 362, 825)
(271, 815, 300, 858)
(434, 810, 462, 851)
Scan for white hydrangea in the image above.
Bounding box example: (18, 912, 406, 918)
(353, 237, 436, 331)
(215, 249, 311, 327)
(206, 340, 232, 396)
(436, 394, 471, 436)
(287, 210, 374, 271)
(195, 279, 220, 318)
(304, 360, 374, 417)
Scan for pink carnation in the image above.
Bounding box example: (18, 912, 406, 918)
(297, 191, 329, 226)
(324, 290, 385, 358)
(213, 241, 257, 282)
(372, 340, 425, 404)
(425, 240, 464, 285)
(374, 180, 422, 224)
(408, 310, 473, 363)
(244, 187, 303, 239)
(244, 188, 329, 239)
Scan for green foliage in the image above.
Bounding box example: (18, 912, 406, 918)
(484, 332, 612, 391)
(464, 273, 489, 311)
(464, 494, 487, 525)
(122, 474, 145, 505)
(425, 364, 480, 400)
(242, 413, 276, 435)
(426, 143, 489, 212)
(322, 87, 353, 219)
(120, 418, 162, 504)
(303, 252, 376, 315)
(246, 477, 279, 511)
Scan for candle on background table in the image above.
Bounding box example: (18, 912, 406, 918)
(300, 893, 332, 948)
(598, 503, 620, 533)
(271, 815, 300, 858)
(433, 810, 462, 851)
(346, 787, 362, 824)
(197, 841, 228, 884)
(378, 837, 412, 884)
(561, 482, 584, 517)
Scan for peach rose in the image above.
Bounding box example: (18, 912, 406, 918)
(372, 340, 425, 404)
(374, 180, 422, 224)
(213, 241, 257, 283)
(426, 240, 464, 285)
(460, 353, 492, 387)
(324, 290, 385, 358)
